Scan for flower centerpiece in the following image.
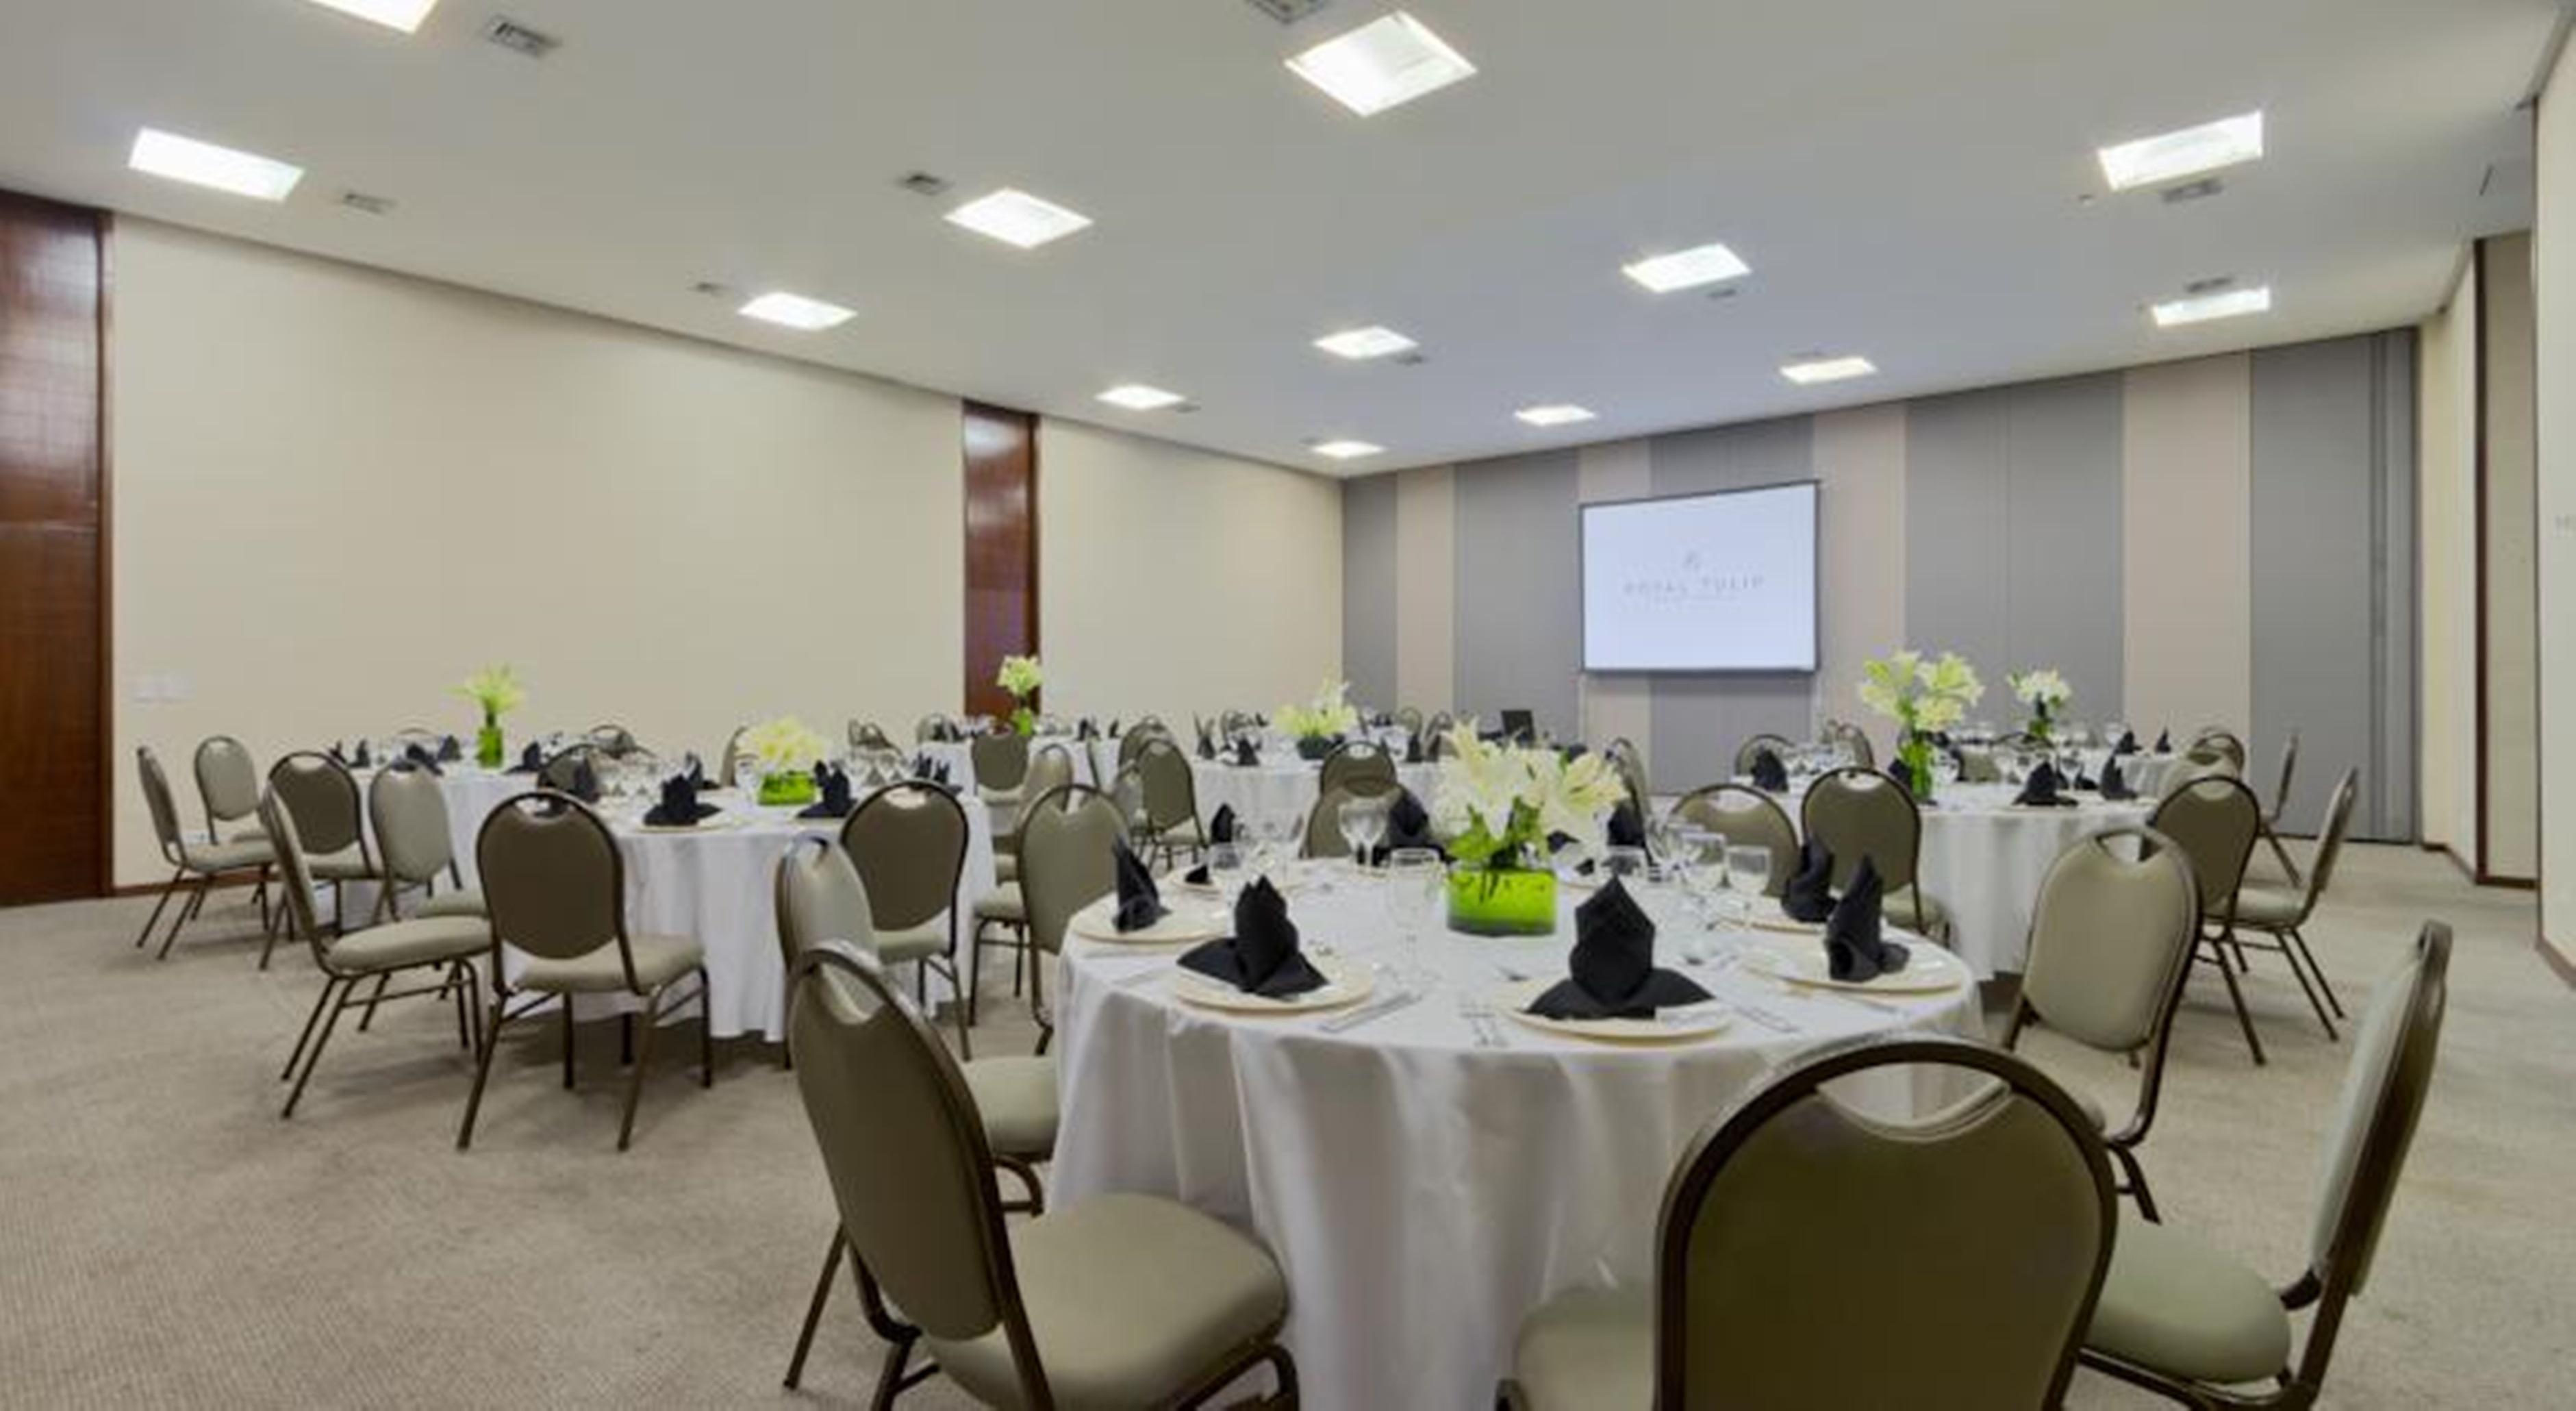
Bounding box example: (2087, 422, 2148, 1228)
(1858, 650, 1984, 801)
(1431, 723, 1628, 936)
(1275, 678, 1362, 762)
(741, 716, 830, 807)
(451, 664, 527, 769)
(995, 655, 1043, 736)
(2008, 669, 2072, 745)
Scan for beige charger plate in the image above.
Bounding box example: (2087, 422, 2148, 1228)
(1493, 978, 1730, 1045)
(1068, 897, 1228, 945)
(1168, 954, 1374, 1015)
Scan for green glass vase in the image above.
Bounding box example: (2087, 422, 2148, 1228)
(476, 721, 505, 770)
(759, 772, 818, 807)
(1446, 865, 1558, 937)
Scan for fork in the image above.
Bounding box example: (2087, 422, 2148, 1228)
(1457, 993, 1508, 1048)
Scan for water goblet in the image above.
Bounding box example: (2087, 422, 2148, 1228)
(1383, 847, 1442, 987)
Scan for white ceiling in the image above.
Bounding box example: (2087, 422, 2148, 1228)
(0, 0, 2556, 475)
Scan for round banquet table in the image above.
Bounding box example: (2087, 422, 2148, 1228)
(353, 767, 994, 1039)
(1050, 866, 1982, 1411)
(1188, 756, 1441, 832)
(2080, 747, 2180, 797)
(913, 735, 1108, 795)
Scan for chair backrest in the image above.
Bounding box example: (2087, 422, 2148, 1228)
(1393, 706, 1424, 734)
(787, 945, 1041, 1385)
(848, 719, 894, 752)
(1019, 784, 1123, 956)
(193, 736, 261, 832)
(2190, 727, 2248, 770)
(1828, 721, 1877, 768)
(368, 762, 457, 888)
(1317, 739, 1397, 797)
(1604, 738, 1652, 816)
(475, 792, 631, 973)
(839, 782, 969, 932)
(1117, 723, 1170, 770)
(775, 837, 878, 969)
(1425, 710, 1454, 738)
(972, 732, 1031, 791)
(1303, 779, 1404, 858)
(136, 747, 188, 859)
(2268, 731, 2301, 821)
(538, 745, 598, 792)
(1133, 738, 1200, 834)
(2290, 769, 2362, 921)
(1800, 766, 1922, 893)
(2017, 827, 2201, 1057)
(1669, 785, 1797, 896)
(1656, 1038, 2114, 1408)
(255, 792, 332, 964)
(913, 713, 947, 743)
(269, 751, 367, 858)
(2147, 775, 2262, 923)
(1732, 732, 1797, 777)
(586, 723, 639, 756)
(717, 726, 751, 786)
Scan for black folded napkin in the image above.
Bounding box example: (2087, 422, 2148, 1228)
(646, 773, 721, 827)
(1527, 879, 1713, 1020)
(2154, 729, 2172, 754)
(1196, 726, 1217, 761)
(2114, 729, 2141, 757)
(1184, 862, 1213, 886)
(351, 740, 372, 768)
(683, 753, 710, 789)
(1178, 877, 1325, 997)
(2100, 756, 2135, 801)
(1404, 732, 1424, 764)
(1382, 791, 1441, 858)
(1823, 858, 1910, 983)
(1111, 839, 1167, 932)
(1750, 748, 1789, 793)
(329, 742, 349, 766)
(1781, 838, 1836, 923)
(1606, 800, 1647, 851)
(509, 741, 543, 774)
(1230, 738, 1260, 768)
(568, 758, 601, 803)
(798, 766, 855, 819)
(402, 742, 443, 776)
(1886, 761, 1915, 795)
(438, 734, 464, 762)
(1109, 719, 1122, 738)
(1207, 804, 1238, 845)
(2014, 760, 2071, 808)
(1078, 719, 1098, 740)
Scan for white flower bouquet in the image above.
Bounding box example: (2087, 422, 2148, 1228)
(1275, 679, 1362, 758)
(2008, 669, 2072, 742)
(451, 664, 527, 767)
(994, 655, 1043, 735)
(1430, 723, 1628, 934)
(1858, 650, 1985, 797)
(742, 716, 829, 805)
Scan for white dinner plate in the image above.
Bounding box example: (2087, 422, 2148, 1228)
(1068, 897, 1228, 945)
(630, 814, 737, 834)
(1745, 939, 1968, 994)
(1169, 953, 1373, 1015)
(1496, 979, 1730, 1045)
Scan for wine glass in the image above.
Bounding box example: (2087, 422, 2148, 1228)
(1383, 848, 1443, 987)
(1335, 797, 1374, 869)
(1725, 845, 1772, 923)
(733, 751, 763, 798)
(1603, 845, 1649, 883)
(1209, 841, 1246, 897)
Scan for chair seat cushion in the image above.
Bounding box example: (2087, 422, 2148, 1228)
(980, 786, 1024, 809)
(1511, 1286, 1650, 1410)
(995, 853, 1020, 884)
(179, 838, 273, 873)
(963, 1054, 1059, 1158)
(2085, 1213, 2293, 1386)
(1887, 884, 1948, 932)
(874, 919, 950, 964)
(926, 1193, 1286, 1410)
(416, 887, 485, 920)
(2232, 884, 2305, 927)
(329, 915, 489, 973)
(306, 846, 380, 882)
(976, 885, 1026, 925)
(516, 933, 703, 995)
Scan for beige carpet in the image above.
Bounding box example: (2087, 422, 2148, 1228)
(0, 845, 2566, 1408)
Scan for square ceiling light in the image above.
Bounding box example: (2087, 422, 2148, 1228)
(1622, 241, 1750, 294)
(302, 0, 440, 32)
(945, 188, 1094, 249)
(1287, 12, 1476, 116)
(1780, 355, 1877, 385)
(2151, 285, 2272, 327)
(128, 128, 303, 201)
(1098, 384, 1185, 411)
(1313, 439, 1385, 460)
(1513, 404, 1595, 427)
(738, 291, 856, 330)
(1314, 325, 1417, 360)
(2098, 111, 2264, 192)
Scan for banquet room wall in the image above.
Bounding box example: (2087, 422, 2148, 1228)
(2536, 34, 2576, 969)
(102, 218, 1338, 888)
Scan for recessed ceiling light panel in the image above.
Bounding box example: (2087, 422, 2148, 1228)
(2151, 285, 2272, 327)
(737, 291, 856, 330)
(2098, 111, 2264, 192)
(945, 188, 1094, 249)
(128, 128, 303, 201)
(1313, 439, 1385, 460)
(1514, 404, 1595, 427)
(1314, 325, 1418, 360)
(1622, 242, 1750, 294)
(1780, 355, 1877, 385)
(303, 0, 439, 32)
(1098, 384, 1185, 411)
(1287, 12, 1477, 116)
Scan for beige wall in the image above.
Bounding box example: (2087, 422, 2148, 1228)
(1576, 440, 1653, 748)
(1812, 403, 1910, 762)
(2538, 42, 2576, 949)
(2419, 257, 2480, 860)
(2122, 354, 2254, 744)
(1035, 419, 1341, 725)
(2482, 234, 2540, 880)
(1393, 464, 1456, 712)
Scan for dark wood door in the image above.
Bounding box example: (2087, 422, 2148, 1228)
(962, 402, 1037, 721)
(0, 190, 108, 902)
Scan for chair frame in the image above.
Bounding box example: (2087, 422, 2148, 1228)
(1125, 737, 1208, 869)
(1007, 782, 1123, 1053)
(1667, 784, 1798, 895)
(455, 791, 714, 1151)
(1732, 732, 1797, 777)
(837, 782, 973, 1057)
(2259, 731, 2304, 883)
(132, 746, 273, 961)
(266, 750, 381, 958)
(2231, 769, 2358, 1042)
(1316, 737, 1397, 799)
(366, 760, 470, 923)
(192, 734, 274, 932)
(2149, 775, 2271, 1064)
(1798, 765, 1949, 942)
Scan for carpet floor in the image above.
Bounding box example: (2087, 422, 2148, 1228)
(0, 843, 2565, 1408)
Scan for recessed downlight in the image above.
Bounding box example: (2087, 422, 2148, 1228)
(1314, 325, 1417, 360)
(737, 292, 856, 331)
(127, 128, 303, 201)
(2098, 111, 2264, 192)
(1780, 355, 1877, 386)
(301, 0, 439, 32)
(1312, 439, 1385, 460)
(1514, 404, 1595, 427)
(1286, 12, 1476, 116)
(1098, 384, 1185, 411)
(945, 188, 1093, 249)
(1622, 242, 1750, 294)
(2151, 285, 2272, 327)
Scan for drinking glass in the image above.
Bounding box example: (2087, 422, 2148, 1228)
(1209, 842, 1246, 896)
(734, 753, 763, 797)
(1382, 849, 1443, 986)
(1725, 845, 1772, 923)
(1336, 797, 1375, 869)
(1602, 845, 1649, 882)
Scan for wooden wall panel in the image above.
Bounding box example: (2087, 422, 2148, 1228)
(0, 190, 107, 902)
(962, 401, 1037, 719)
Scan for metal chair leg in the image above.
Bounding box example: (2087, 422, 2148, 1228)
(783, 1229, 846, 1389)
(696, 969, 714, 1088)
(2271, 932, 2340, 1040)
(156, 877, 210, 960)
(2111, 1142, 2161, 1223)
(282, 977, 353, 1118)
(616, 988, 668, 1151)
(561, 1000, 577, 1090)
(457, 1001, 511, 1150)
(2206, 934, 2266, 1065)
(134, 868, 185, 949)
(282, 975, 340, 1080)
(2292, 927, 2345, 1019)
(355, 973, 393, 1032)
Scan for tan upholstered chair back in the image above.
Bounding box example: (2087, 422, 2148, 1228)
(2291, 769, 2362, 921)
(1800, 766, 1922, 893)
(1020, 784, 1122, 956)
(194, 736, 261, 832)
(789, 945, 1024, 1348)
(586, 723, 640, 756)
(2267, 731, 2301, 821)
(1117, 724, 1170, 770)
(1318, 739, 1397, 797)
(538, 745, 597, 792)
(717, 727, 751, 787)
(1604, 738, 1652, 816)
(1134, 739, 1200, 835)
(476, 793, 626, 966)
(2147, 776, 2262, 922)
(1829, 721, 1877, 768)
(1393, 706, 1424, 734)
(839, 782, 968, 932)
(2308, 923, 2449, 1301)
(914, 714, 946, 744)
(848, 720, 894, 752)
(1304, 779, 1403, 858)
(368, 763, 457, 888)
(2190, 727, 2248, 770)
(137, 747, 187, 856)
(1671, 785, 1797, 897)
(1658, 1038, 2114, 1408)
(2020, 827, 2201, 1053)
(270, 752, 366, 858)
(1022, 745, 1076, 804)
(776, 837, 878, 966)
(972, 733, 1031, 792)
(256, 792, 330, 957)
(1732, 732, 1796, 777)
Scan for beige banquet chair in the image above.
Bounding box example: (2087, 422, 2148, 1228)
(783, 942, 1296, 1408)
(1128, 736, 1209, 867)
(1317, 738, 1398, 797)
(2080, 923, 2451, 1409)
(2149, 775, 2270, 1064)
(367, 762, 483, 923)
(1668, 784, 1797, 895)
(1800, 766, 1952, 940)
(1826, 720, 1877, 768)
(1602, 738, 1653, 819)
(2229, 769, 2360, 1042)
(1500, 1037, 2115, 1409)
(1018, 783, 1123, 1053)
(192, 734, 268, 844)
(2001, 826, 2203, 1219)
(456, 792, 712, 1151)
(1732, 732, 1797, 777)
(2189, 726, 2249, 771)
(972, 745, 1077, 1003)
(2258, 731, 2305, 883)
(833, 782, 972, 1055)
(259, 794, 485, 1120)
(266, 751, 386, 951)
(1302, 779, 1405, 860)
(972, 732, 1033, 814)
(133, 746, 274, 960)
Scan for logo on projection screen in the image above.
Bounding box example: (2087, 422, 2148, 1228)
(1620, 549, 1768, 604)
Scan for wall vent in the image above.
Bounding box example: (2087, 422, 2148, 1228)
(897, 171, 952, 197)
(1245, 0, 1332, 23)
(2161, 177, 2224, 204)
(482, 16, 561, 58)
(338, 190, 396, 215)
(2183, 274, 2237, 296)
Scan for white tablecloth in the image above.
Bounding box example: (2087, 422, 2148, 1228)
(1189, 757, 1441, 834)
(1051, 869, 1981, 1410)
(2081, 748, 2180, 797)
(915, 735, 1109, 795)
(359, 767, 994, 1039)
